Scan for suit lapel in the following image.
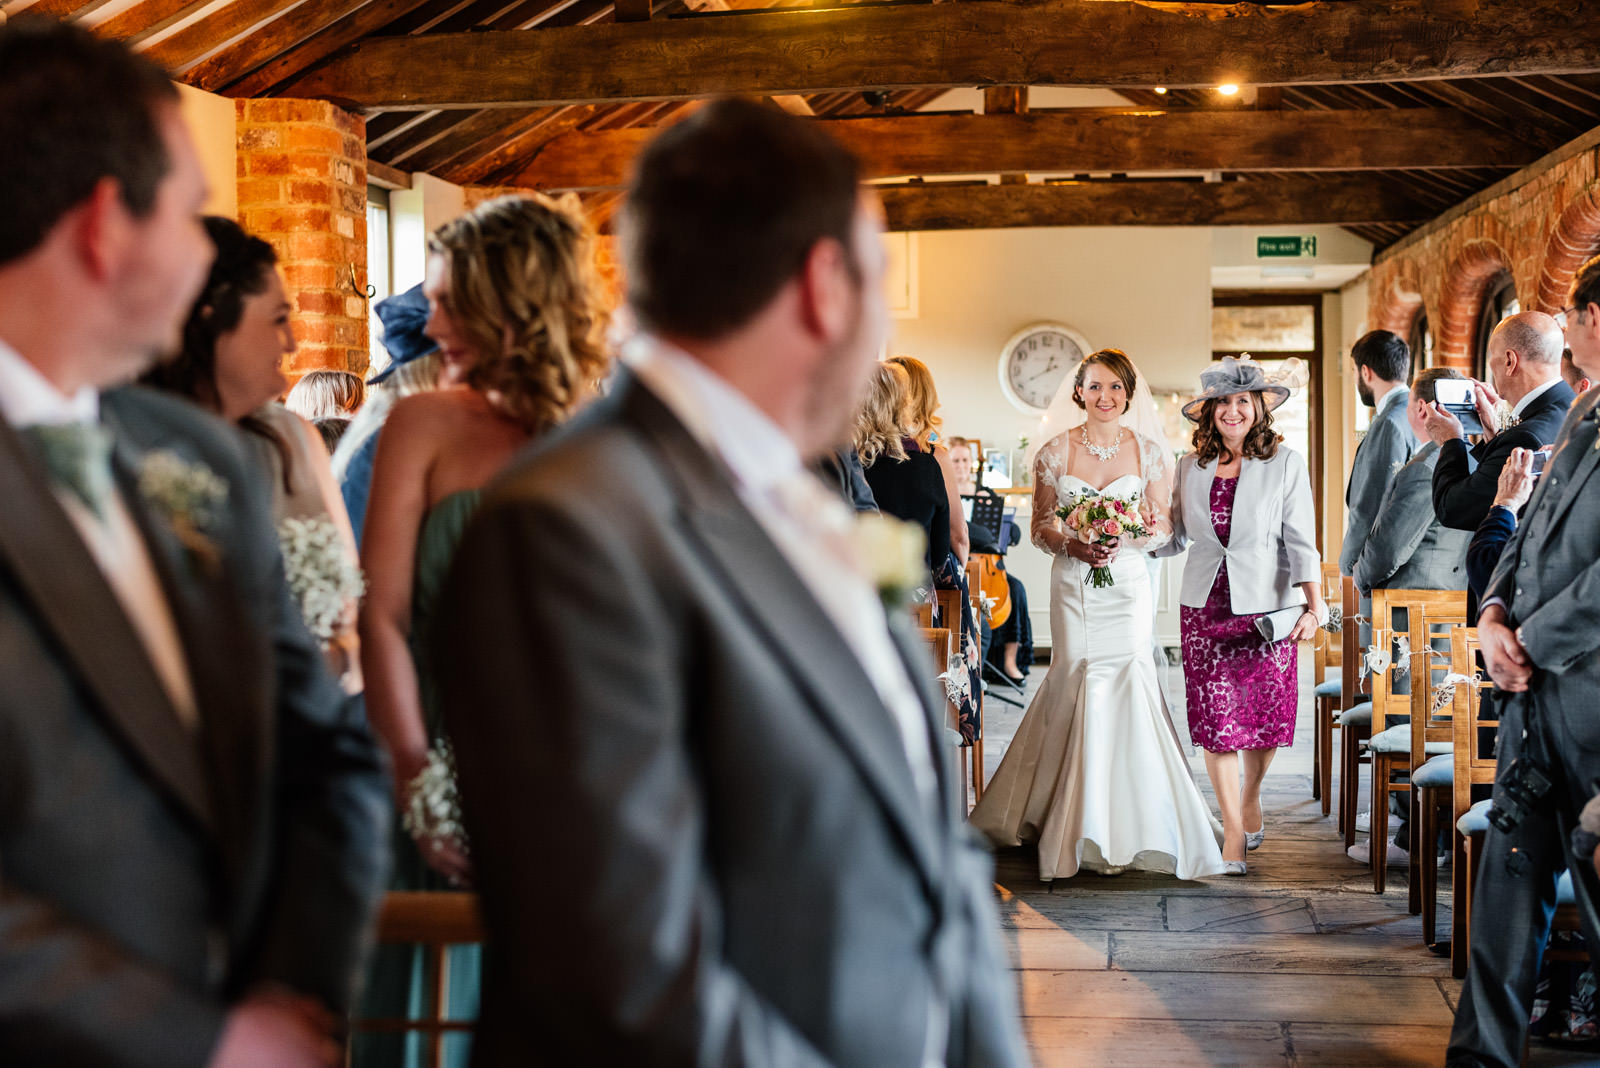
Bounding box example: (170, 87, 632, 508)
(623, 379, 947, 893)
(102, 400, 267, 885)
(1532, 398, 1600, 535)
(0, 411, 215, 835)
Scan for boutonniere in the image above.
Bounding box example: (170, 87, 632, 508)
(137, 450, 227, 570)
(849, 513, 927, 610)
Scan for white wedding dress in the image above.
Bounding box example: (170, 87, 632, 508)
(969, 434, 1225, 880)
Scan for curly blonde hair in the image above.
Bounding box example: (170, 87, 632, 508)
(854, 361, 911, 467)
(887, 354, 942, 451)
(428, 194, 610, 435)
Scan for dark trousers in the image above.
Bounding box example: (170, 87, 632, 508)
(1448, 695, 1600, 1067)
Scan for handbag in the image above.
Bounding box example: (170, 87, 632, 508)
(1254, 605, 1308, 643)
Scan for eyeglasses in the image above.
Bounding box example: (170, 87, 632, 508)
(1557, 305, 1585, 330)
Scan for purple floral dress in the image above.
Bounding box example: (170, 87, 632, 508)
(1180, 476, 1298, 752)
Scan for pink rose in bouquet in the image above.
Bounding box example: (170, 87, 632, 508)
(1055, 490, 1150, 588)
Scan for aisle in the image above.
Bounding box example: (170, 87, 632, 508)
(982, 658, 1600, 1067)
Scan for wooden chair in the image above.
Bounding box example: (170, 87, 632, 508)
(1402, 609, 1467, 936)
(1363, 589, 1467, 893)
(1312, 562, 1343, 814)
(349, 892, 483, 1067)
(1446, 627, 1496, 977)
(919, 624, 983, 806)
(935, 582, 985, 805)
(1338, 576, 1370, 846)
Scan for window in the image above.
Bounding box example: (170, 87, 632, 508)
(1408, 310, 1434, 370)
(366, 187, 392, 375)
(1474, 271, 1518, 380)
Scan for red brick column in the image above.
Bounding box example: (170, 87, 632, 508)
(1435, 239, 1512, 371)
(234, 99, 369, 379)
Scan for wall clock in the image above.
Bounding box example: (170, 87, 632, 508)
(998, 322, 1091, 414)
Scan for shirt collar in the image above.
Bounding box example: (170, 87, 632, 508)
(1377, 383, 1408, 415)
(1513, 375, 1560, 419)
(622, 335, 803, 495)
(0, 338, 99, 428)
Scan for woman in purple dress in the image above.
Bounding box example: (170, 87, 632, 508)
(1164, 357, 1324, 874)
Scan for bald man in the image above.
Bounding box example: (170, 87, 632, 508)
(1423, 311, 1575, 536)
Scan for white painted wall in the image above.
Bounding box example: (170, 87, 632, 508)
(176, 83, 236, 219)
(389, 173, 467, 293)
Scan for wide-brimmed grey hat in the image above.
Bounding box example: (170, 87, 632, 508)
(1181, 355, 1303, 422)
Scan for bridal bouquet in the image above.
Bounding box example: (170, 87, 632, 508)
(1056, 491, 1149, 589)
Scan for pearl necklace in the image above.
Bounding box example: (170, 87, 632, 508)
(1081, 425, 1123, 462)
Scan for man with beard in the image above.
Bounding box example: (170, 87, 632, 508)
(1339, 329, 1416, 578)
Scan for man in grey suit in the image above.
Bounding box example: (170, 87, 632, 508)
(1446, 256, 1600, 1067)
(1353, 367, 1473, 599)
(0, 21, 388, 1067)
(1340, 329, 1417, 577)
(439, 100, 1029, 1067)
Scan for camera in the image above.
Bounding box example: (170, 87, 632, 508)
(1488, 756, 1554, 834)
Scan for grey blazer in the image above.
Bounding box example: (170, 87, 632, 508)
(1353, 441, 1470, 596)
(1165, 446, 1321, 614)
(438, 373, 1029, 1068)
(1484, 386, 1600, 734)
(1339, 389, 1417, 575)
(0, 388, 390, 1067)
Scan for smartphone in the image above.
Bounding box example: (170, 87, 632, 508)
(1530, 450, 1550, 478)
(1434, 378, 1486, 435)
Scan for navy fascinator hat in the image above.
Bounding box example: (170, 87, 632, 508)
(369, 284, 439, 384)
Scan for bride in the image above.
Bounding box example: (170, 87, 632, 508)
(969, 348, 1227, 880)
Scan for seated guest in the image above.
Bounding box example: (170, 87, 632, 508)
(1425, 311, 1573, 533)
(1354, 368, 1473, 601)
(0, 21, 387, 1065)
(333, 285, 446, 543)
(143, 216, 364, 692)
(950, 434, 979, 494)
(286, 367, 365, 422)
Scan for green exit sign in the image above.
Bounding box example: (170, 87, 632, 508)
(1257, 235, 1318, 258)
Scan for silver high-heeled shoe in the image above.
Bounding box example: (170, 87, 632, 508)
(1246, 826, 1265, 851)
(1223, 860, 1248, 876)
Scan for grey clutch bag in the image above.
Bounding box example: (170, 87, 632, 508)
(1254, 606, 1307, 643)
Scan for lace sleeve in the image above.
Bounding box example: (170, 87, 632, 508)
(1126, 433, 1174, 553)
(1030, 433, 1074, 557)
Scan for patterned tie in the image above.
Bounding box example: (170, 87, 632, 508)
(19, 422, 115, 520)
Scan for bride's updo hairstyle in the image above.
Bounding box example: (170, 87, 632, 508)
(1192, 392, 1282, 467)
(1071, 348, 1139, 413)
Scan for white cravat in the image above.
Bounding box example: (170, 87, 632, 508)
(0, 341, 198, 729)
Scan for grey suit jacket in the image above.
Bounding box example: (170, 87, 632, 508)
(0, 388, 390, 1067)
(1353, 441, 1470, 596)
(1165, 446, 1321, 614)
(1484, 386, 1600, 741)
(1340, 389, 1417, 575)
(438, 373, 1028, 1068)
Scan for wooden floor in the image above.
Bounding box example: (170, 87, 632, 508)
(981, 658, 1600, 1067)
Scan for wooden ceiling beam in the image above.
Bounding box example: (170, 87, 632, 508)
(280, 0, 1600, 111)
(878, 178, 1431, 232)
(183, 0, 377, 91)
(94, 0, 210, 48)
(141, 0, 307, 74)
(505, 108, 1539, 192)
(218, 0, 435, 97)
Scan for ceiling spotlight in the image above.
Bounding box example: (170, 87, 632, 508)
(1216, 83, 1240, 96)
(1153, 86, 1168, 95)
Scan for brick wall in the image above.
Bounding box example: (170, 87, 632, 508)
(234, 99, 370, 379)
(1368, 143, 1600, 370)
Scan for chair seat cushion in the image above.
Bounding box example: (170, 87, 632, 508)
(1411, 752, 1453, 789)
(1457, 798, 1493, 836)
(1338, 701, 1373, 727)
(1368, 723, 1452, 757)
(1314, 678, 1343, 699)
